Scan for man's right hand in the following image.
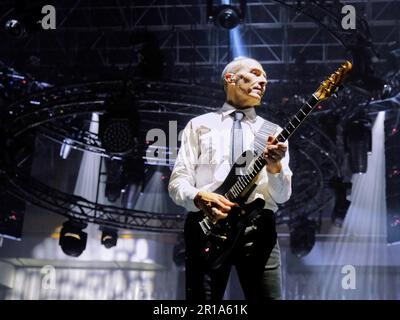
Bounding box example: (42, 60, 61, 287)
(193, 191, 236, 222)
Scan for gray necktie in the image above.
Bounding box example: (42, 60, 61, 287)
(231, 111, 244, 164)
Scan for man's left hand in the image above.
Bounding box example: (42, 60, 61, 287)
(263, 135, 287, 173)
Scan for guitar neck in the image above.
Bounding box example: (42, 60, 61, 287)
(275, 94, 320, 143)
(225, 94, 320, 201)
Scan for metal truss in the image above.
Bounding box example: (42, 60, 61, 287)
(3, 167, 185, 232)
(0, 0, 399, 84)
(0, 1, 398, 231)
(35, 79, 223, 159)
(1, 78, 223, 139)
(0, 78, 343, 231)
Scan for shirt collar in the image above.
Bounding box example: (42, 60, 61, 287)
(219, 102, 257, 123)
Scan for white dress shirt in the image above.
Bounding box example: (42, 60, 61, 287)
(168, 102, 292, 213)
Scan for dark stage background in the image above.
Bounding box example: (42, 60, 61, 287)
(0, 0, 399, 300)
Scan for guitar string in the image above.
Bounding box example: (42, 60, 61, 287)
(226, 119, 277, 199)
(227, 96, 319, 200)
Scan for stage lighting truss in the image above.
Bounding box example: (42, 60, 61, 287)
(0, 80, 222, 232)
(0, 80, 341, 232)
(6, 80, 221, 160)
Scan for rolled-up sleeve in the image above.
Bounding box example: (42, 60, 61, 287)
(254, 134, 292, 206)
(256, 138, 293, 203)
(266, 138, 292, 204)
(168, 120, 200, 212)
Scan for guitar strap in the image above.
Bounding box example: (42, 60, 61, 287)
(234, 119, 279, 198)
(253, 119, 279, 156)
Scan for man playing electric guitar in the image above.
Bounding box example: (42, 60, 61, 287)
(168, 57, 292, 301)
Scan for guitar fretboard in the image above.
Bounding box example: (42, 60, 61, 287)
(225, 94, 320, 201)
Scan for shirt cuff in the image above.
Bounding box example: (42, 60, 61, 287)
(267, 169, 285, 190)
(184, 186, 201, 212)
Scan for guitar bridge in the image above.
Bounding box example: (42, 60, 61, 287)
(198, 217, 227, 240)
(198, 217, 213, 235)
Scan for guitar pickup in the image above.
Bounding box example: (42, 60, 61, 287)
(199, 218, 213, 236)
(199, 219, 228, 241)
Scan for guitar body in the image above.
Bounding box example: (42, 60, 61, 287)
(185, 198, 265, 270)
(185, 150, 266, 270)
(213, 150, 257, 202)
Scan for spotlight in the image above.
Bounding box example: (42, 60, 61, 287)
(207, 1, 247, 30)
(99, 118, 135, 154)
(344, 113, 372, 174)
(59, 138, 73, 159)
(289, 215, 317, 258)
(215, 5, 241, 30)
(99, 94, 140, 155)
(1, 1, 49, 39)
(59, 220, 87, 257)
(4, 19, 26, 38)
(100, 227, 118, 249)
(329, 177, 352, 227)
(381, 84, 392, 99)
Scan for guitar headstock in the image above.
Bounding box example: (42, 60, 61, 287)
(314, 61, 352, 101)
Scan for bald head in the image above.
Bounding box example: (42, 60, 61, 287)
(221, 57, 268, 108)
(221, 57, 263, 92)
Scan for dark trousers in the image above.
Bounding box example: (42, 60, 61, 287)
(184, 209, 281, 301)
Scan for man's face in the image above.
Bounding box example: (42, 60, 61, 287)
(226, 59, 268, 108)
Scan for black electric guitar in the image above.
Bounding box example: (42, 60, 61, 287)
(186, 61, 353, 270)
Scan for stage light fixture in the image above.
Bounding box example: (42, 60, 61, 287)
(329, 177, 352, 227)
(59, 138, 73, 159)
(100, 227, 118, 249)
(207, 1, 247, 30)
(344, 114, 372, 174)
(381, 84, 392, 99)
(1, 1, 49, 39)
(216, 5, 241, 30)
(99, 94, 140, 155)
(59, 220, 87, 257)
(4, 19, 26, 38)
(289, 215, 317, 258)
(99, 118, 134, 154)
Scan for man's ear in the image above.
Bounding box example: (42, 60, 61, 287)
(225, 73, 237, 84)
